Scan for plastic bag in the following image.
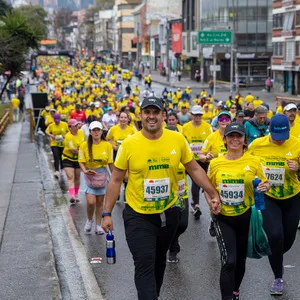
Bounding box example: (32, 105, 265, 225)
(247, 205, 272, 259)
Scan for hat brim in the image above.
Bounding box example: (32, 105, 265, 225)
(271, 131, 289, 141)
(191, 112, 204, 115)
(141, 104, 163, 110)
(224, 129, 245, 137)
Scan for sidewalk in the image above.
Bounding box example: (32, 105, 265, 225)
(0, 119, 60, 299)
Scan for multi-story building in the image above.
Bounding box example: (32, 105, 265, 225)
(272, 0, 300, 94)
(198, 0, 272, 84)
(115, 0, 142, 67)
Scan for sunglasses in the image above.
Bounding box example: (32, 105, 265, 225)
(287, 108, 297, 112)
(218, 117, 231, 122)
(231, 107, 237, 109)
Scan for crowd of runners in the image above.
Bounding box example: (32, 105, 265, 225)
(29, 56, 300, 300)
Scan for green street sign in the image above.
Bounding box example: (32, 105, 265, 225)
(198, 31, 232, 45)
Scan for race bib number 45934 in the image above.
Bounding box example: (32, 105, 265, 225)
(219, 183, 244, 206)
(144, 178, 170, 202)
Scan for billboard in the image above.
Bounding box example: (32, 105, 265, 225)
(172, 23, 182, 54)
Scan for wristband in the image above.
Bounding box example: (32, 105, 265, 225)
(102, 212, 112, 217)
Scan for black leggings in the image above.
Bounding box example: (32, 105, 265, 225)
(191, 161, 209, 205)
(262, 193, 300, 279)
(51, 146, 63, 171)
(213, 209, 251, 300)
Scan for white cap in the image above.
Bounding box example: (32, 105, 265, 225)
(89, 121, 103, 130)
(95, 101, 100, 108)
(191, 105, 204, 115)
(217, 101, 223, 106)
(283, 103, 297, 111)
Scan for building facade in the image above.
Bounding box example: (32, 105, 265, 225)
(199, 0, 272, 84)
(272, 0, 300, 94)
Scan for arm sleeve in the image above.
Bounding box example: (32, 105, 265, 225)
(78, 143, 86, 163)
(180, 137, 194, 165)
(202, 136, 211, 153)
(107, 143, 114, 164)
(114, 144, 129, 170)
(45, 124, 52, 134)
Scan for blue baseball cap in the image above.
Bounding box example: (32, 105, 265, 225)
(270, 114, 290, 141)
(217, 111, 231, 119)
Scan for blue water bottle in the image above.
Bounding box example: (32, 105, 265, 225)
(106, 232, 116, 264)
(252, 176, 265, 210)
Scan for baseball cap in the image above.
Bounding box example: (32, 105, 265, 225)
(68, 119, 80, 126)
(217, 101, 223, 107)
(95, 101, 100, 108)
(236, 111, 245, 117)
(75, 103, 81, 109)
(53, 113, 61, 121)
(255, 105, 268, 114)
(283, 103, 297, 111)
(217, 111, 231, 119)
(141, 97, 164, 110)
(107, 106, 113, 111)
(50, 108, 56, 112)
(190, 105, 203, 115)
(224, 122, 246, 137)
(270, 114, 290, 141)
(89, 121, 103, 131)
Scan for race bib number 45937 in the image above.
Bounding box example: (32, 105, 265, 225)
(144, 178, 170, 202)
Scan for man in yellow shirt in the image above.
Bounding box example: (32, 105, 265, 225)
(102, 97, 220, 300)
(182, 105, 213, 219)
(11, 95, 20, 122)
(245, 92, 254, 104)
(283, 103, 300, 139)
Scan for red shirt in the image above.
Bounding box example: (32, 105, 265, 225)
(70, 110, 86, 123)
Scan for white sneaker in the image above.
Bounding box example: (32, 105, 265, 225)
(95, 224, 105, 235)
(54, 171, 60, 179)
(84, 219, 93, 233)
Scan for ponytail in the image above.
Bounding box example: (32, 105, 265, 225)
(88, 134, 94, 162)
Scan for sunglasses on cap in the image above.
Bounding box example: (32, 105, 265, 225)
(287, 108, 297, 112)
(218, 117, 231, 122)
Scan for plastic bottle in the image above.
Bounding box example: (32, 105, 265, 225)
(252, 176, 265, 210)
(106, 232, 116, 264)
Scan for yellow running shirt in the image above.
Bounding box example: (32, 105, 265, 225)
(62, 129, 85, 162)
(202, 130, 227, 158)
(208, 152, 267, 216)
(78, 140, 113, 169)
(290, 122, 300, 139)
(114, 129, 193, 214)
(45, 121, 69, 147)
(248, 135, 300, 199)
(106, 124, 135, 147)
(182, 121, 213, 160)
(11, 97, 20, 108)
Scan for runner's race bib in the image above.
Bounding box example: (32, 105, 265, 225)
(178, 179, 185, 196)
(144, 178, 170, 201)
(190, 143, 202, 155)
(219, 183, 244, 206)
(263, 167, 285, 186)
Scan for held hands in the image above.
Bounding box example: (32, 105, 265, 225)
(85, 169, 97, 175)
(287, 160, 299, 172)
(102, 216, 114, 232)
(209, 197, 222, 215)
(205, 152, 214, 162)
(257, 181, 270, 192)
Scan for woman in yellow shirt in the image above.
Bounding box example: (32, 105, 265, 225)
(62, 119, 85, 205)
(207, 122, 269, 300)
(78, 121, 114, 235)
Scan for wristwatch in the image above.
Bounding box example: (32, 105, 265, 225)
(102, 212, 112, 217)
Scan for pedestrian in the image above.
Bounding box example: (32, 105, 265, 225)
(45, 114, 69, 178)
(170, 70, 176, 86)
(182, 105, 213, 219)
(207, 122, 269, 300)
(78, 121, 114, 235)
(283, 103, 300, 139)
(249, 114, 300, 296)
(265, 77, 272, 92)
(208, 78, 214, 95)
(102, 97, 221, 300)
(177, 69, 182, 81)
(11, 94, 20, 122)
(62, 118, 86, 205)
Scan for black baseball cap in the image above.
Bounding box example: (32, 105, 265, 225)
(141, 97, 164, 110)
(224, 122, 246, 137)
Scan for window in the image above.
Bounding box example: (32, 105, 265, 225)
(119, 16, 134, 22)
(118, 4, 136, 9)
(273, 42, 283, 56)
(286, 40, 295, 61)
(296, 41, 300, 56)
(120, 28, 134, 34)
(182, 36, 186, 50)
(283, 12, 294, 31)
(273, 13, 283, 28)
(296, 10, 300, 26)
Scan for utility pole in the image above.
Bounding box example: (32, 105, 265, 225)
(230, 46, 234, 95)
(166, 19, 171, 82)
(213, 46, 217, 95)
(233, 0, 239, 93)
(200, 45, 204, 84)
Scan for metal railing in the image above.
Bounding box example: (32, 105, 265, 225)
(275, 96, 300, 108)
(27, 108, 35, 143)
(0, 103, 12, 138)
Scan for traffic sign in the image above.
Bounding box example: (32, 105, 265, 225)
(210, 65, 221, 72)
(198, 31, 232, 45)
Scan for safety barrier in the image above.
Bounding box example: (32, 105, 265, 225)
(275, 96, 300, 108)
(28, 108, 35, 143)
(0, 111, 10, 138)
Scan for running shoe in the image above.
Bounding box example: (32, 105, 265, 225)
(74, 195, 80, 203)
(167, 252, 179, 263)
(194, 206, 202, 220)
(54, 171, 60, 179)
(208, 221, 216, 237)
(95, 224, 105, 235)
(84, 219, 93, 233)
(69, 198, 76, 205)
(270, 278, 284, 295)
(232, 291, 239, 300)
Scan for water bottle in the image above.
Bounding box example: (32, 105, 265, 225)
(106, 232, 116, 264)
(252, 176, 265, 210)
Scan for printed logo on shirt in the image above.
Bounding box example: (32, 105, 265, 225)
(286, 152, 292, 156)
(170, 149, 176, 155)
(243, 166, 250, 171)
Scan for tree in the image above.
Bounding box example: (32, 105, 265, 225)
(14, 4, 49, 40)
(0, 0, 12, 17)
(0, 10, 41, 100)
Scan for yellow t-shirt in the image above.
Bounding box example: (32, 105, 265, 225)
(86, 109, 101, 119)
(253, 99, 263, 108)
(11, 98, 20, 108)
(62, 129, 85, 161)
(296, 114, 300, 123)
(78, 140, 113, 169)
(114, 129, 193, 214)
(248, 135, 300, 199)
(245, 95, 254, 104)
(290, 122, 300, 139)
(202, 130, 227, 158)
(202, 111, 213, 123)
(57, 107, 70, 121)
(178, 101, 191, 110)
(182, 121, 213, 160)
(267, 110, 273, 119)
(45, 121, 69, 147)
(208, 152, 267, 216)
(106, 124, 135, 147)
